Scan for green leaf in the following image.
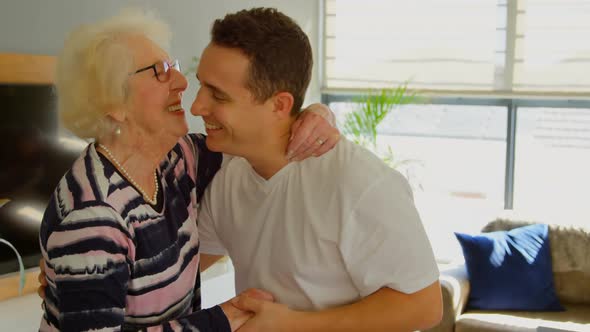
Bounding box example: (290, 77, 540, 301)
(342, 83, 424, 192)
(343, 83, 414, 149)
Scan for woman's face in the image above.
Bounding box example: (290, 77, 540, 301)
(123, 35, 189, 148)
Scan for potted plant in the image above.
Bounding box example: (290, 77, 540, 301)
(342, 84, 423, 188)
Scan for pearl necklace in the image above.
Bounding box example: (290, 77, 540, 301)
(98, 143, 158, 205)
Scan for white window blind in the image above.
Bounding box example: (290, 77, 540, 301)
(513, 0, 590, 93)
(323, 0, 590, 96)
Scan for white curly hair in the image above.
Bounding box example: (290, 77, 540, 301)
(56, 8, 171, 139)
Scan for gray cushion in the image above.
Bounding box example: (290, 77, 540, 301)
(455, 303, 590, 332)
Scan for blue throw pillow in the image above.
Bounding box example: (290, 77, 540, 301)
(455, 223, 563, 311)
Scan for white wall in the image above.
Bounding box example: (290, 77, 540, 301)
(0, 0, 322, 132)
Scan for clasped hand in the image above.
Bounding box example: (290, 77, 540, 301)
(221, 289, 299, 332)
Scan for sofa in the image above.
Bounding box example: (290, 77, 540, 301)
(426, 218, 590, 332)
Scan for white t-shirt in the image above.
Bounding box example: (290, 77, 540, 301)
(198, 139, 439, 310)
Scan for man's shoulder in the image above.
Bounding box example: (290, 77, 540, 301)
(314, 138, 393, 181)
(298, 138, 410, 201)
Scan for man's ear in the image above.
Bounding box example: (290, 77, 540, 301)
(272, 92, 295, 119)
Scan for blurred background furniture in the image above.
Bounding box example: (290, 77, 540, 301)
(426, 218, 590, 332)
(0, 53, 86, 301)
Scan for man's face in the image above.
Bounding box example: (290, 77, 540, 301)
(191, 43, 274, 156)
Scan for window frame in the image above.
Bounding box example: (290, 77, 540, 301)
(322, 93, 590, 209)
(320, 0, 590, 209)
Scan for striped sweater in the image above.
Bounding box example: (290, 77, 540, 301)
(38, 134, 226, 332)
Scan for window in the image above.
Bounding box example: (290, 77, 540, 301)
(513, 1, 590, 93)
(323, 0, 590, 97)
(323, 0, 590, 261)
(514, 107, 590, 215)
(330, 99, 508, 261)
(324, 0, 502, 91)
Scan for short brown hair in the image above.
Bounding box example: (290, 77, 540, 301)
(211, 7, 312, 115)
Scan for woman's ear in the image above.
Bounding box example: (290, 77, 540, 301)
(273, 92, 295, 119)
(107, 106, 127, 123)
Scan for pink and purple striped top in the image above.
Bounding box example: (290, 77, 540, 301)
(39, 134, 227, 332)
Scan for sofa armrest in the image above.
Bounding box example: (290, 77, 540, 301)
(423, 264, 470, 332)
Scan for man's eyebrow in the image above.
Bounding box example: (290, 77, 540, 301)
(196, 75, 230, 98)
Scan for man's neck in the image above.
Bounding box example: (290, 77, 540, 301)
(245, 118, 295, 180)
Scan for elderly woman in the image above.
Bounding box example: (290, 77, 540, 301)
(39, 10, 339, 332)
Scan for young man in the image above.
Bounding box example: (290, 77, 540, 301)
(192, 7, 442, 331)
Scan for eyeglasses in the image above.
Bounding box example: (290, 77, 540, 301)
(132, 59, 181, 82)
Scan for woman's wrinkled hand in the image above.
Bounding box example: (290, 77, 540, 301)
(232, 292, 298, 332)
(287, 103, 340, 161)
(220, 288, 275, 332)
